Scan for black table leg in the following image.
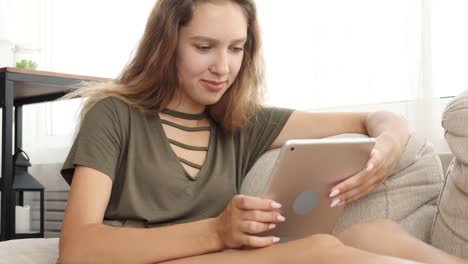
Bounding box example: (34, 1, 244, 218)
(1, 78, 14, 240)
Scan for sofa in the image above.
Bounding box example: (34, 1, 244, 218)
(1, 92, 468, 263)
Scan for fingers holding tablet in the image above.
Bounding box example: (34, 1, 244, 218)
(234, 194, 282, 210)
(329, 147, 391, 206)
(215, 194, 285, 249)
(255, 137, 376, 240)
(242, 209, 285, 223)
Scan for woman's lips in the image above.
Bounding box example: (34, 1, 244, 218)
(201, 80, 227, 92)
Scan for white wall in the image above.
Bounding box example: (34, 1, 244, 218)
(0, 0, 47, 68)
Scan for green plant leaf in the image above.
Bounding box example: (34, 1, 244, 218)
(16, 59, 38, 70)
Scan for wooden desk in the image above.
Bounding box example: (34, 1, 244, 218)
(0, 67, 109, 240)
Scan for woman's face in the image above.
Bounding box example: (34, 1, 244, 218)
(173, 1, 248, 112)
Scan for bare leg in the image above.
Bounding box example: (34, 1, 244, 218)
(159, 234, 421, 264)
(337, 219, 467, 264)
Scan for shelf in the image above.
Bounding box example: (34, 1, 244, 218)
(0, 67, 109, 240)
(0, 67, 110, 105)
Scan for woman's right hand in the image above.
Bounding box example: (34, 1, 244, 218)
(214, 194, 286, 249)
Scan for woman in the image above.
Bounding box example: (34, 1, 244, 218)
(58, 1, 467, 263)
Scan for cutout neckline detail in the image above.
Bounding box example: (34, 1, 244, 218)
(161, 108, 208, 120)
(157, 113, 213, 181)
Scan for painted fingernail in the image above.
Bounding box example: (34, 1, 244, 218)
(272, 202, 282, 208)
(330, 198, 341, 208)
(277, 215, 286, 222)
(366, 163, 374, 172)
(329, 189, 340, 198)
(338, 200, 346, 206)
(272, 237, 280, 243)
(268, 223, 276, 230)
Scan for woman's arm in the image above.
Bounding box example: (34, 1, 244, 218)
(271, 110, 409, 149)
(270, 111, 368, 149)
(331, 111, 410, 204)
(270, 110, 410, 204)
(364, 111, 410, 152)
(60, 166, 284, 264)
(59, 166, 223, 264)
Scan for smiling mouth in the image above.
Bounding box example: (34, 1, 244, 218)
(201, 80, 227, 92)
(202, 80, 227, 85)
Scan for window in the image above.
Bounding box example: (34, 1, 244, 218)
(44, 0, 156, 137)
(257, 0, 422, 109)
(432, 0, 468, 98)
(49, 0, 155, 78)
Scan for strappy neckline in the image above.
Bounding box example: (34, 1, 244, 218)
(161, 108, 208, 120)
(156, 112, 214, 181)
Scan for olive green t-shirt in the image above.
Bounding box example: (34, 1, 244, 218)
(61, 97, 293, 228)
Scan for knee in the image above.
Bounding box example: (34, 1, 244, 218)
(364, 219, 402, 234)
(302, 234, 344, 250)
(337, 219, 403, 245)
(272, 234, 345, 263)
(280, 234, 343, 252)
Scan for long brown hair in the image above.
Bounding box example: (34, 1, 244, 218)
(64, 0, 265, 133)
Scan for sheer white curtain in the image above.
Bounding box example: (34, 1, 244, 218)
(256, 0, 468, 152)
(411, 0, 437, 149)
(256, 0, 421, 109)
(48, 0, 155, 77)
(433, 0, 468, 98)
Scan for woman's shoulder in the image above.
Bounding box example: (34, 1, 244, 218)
(86, 96, 135, 119)
(78, 96, 136, 134)
(234, 105, 295, 135)
(248, 105, 295, 124)
(92, 96, 131, 111)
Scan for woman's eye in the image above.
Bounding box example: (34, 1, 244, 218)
(195, 45, 211, 52)
(231, 47, 244, 53)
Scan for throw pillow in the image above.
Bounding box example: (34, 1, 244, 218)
(431, 89, 468, 258)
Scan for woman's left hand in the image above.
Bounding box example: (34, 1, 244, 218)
(328, 133, 404, 207)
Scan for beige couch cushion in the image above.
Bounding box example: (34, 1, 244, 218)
(0, 238, 59, 264)
(333, 134, 443, 242)
(431, 90, 468, 258)
(241, 133, 444, 243)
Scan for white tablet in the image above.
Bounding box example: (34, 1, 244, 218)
(257, 137, 376, 242)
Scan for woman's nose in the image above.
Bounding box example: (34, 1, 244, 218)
(210, 51, 229, 75)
